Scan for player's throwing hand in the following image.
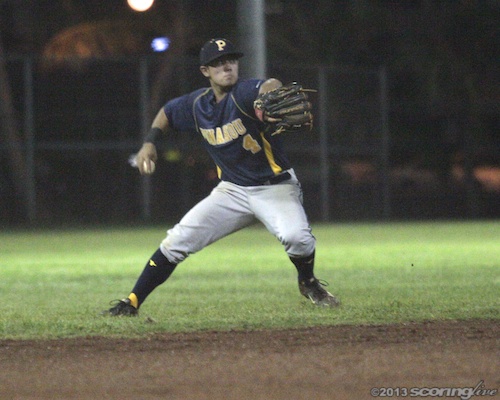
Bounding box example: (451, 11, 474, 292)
(135, 143, 157, 175)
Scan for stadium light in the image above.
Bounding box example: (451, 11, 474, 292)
(127, 0, 154, 12)
(151, 37, 171, 52)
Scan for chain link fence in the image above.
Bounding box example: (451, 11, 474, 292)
(1, 55, 498, 226)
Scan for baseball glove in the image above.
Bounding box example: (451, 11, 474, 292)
(254, 82, 316, 135)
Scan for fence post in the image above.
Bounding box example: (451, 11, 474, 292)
(379, 65, 391, 219)
(318, 66, 330, 221)
(139, 57, 152, 221)
(24, 56, 36, 223)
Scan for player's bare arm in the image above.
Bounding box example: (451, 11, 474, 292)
(259, 78, 282, 94)
(135, 109, 169, 175)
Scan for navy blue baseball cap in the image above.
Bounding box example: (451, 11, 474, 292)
(199, 38, 244, 66)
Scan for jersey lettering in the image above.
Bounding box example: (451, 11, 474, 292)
(200, 128, 216, 145)
(223, 122, 239, 139)
(215, 127, 225, 144)
(242, 134, 262, 154)
(199, 118, 247, 146)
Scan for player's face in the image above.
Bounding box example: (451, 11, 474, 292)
(200, 56, 239, 89)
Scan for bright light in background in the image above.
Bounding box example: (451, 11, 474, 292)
(127, 0, 154, 12)
(151, 37, 171, 52)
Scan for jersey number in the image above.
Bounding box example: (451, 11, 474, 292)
(242, 134, 262, 154)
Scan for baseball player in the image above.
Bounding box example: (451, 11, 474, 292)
(104, 38, 339, 316)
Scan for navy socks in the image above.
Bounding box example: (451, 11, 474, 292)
(129, 248, 177, 308)
(289, 251, 315, 282)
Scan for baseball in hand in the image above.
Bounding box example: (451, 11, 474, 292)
(143, 160, 155, 174)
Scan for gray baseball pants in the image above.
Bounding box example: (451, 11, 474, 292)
(160, 169, 315, 264)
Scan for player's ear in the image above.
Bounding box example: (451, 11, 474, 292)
(200, 65, 210, 77)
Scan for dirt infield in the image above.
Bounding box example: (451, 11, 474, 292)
(0, 320, 498, 400)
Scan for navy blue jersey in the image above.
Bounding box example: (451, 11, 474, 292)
(163, 79, 291, 186)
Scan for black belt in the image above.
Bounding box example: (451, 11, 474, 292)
(263, 171, 291, 185)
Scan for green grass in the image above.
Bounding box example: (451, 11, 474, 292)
(0, 221, 498, 339)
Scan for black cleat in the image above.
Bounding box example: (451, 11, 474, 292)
(103, 298, 138, 316)
(299, 278, 340, 307)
